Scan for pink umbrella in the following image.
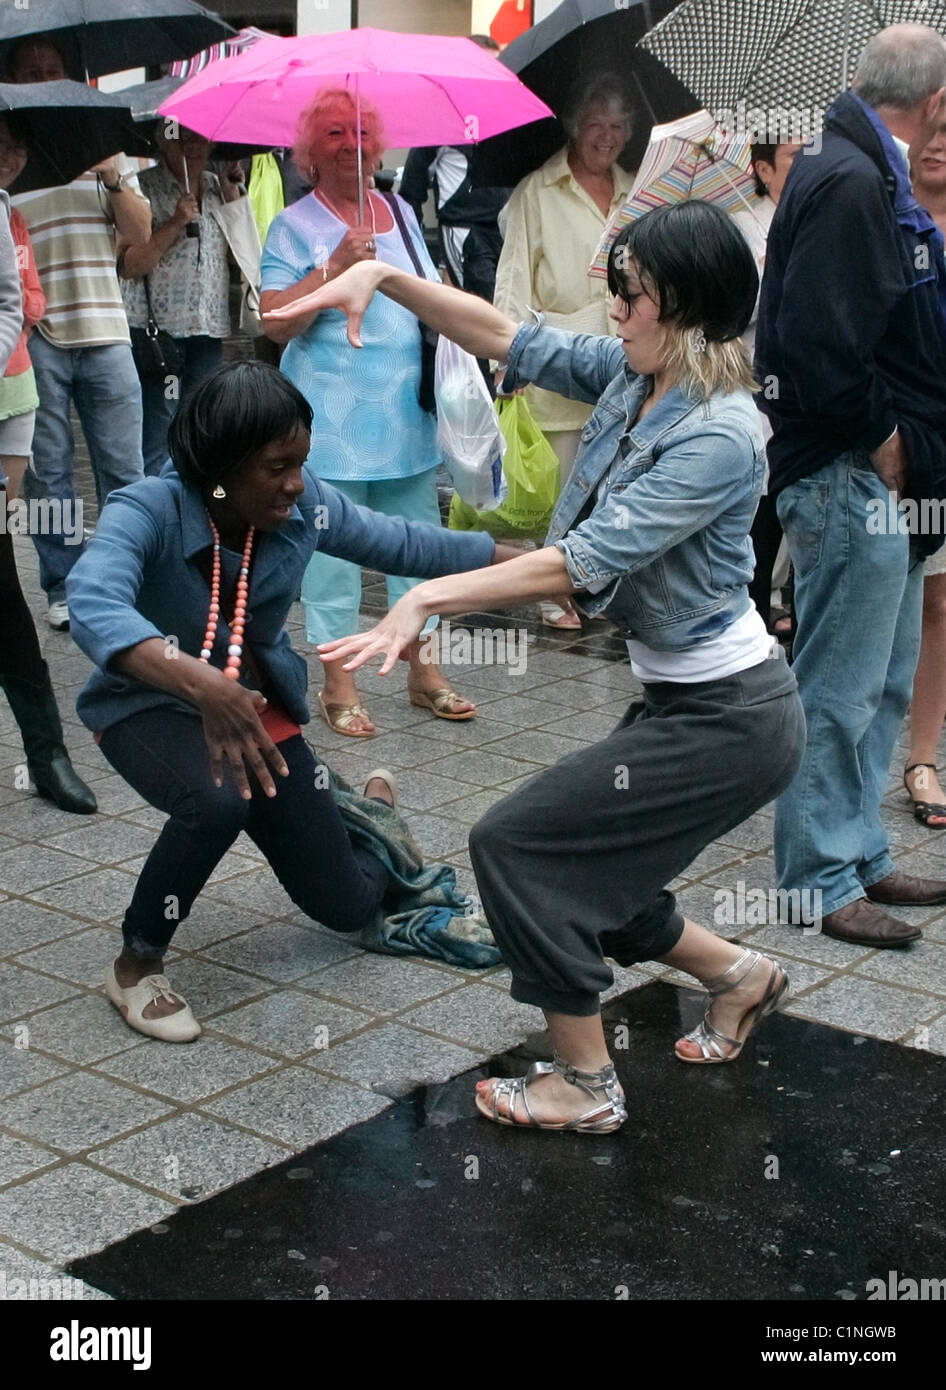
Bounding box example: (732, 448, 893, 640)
(159, 27, 553, 214)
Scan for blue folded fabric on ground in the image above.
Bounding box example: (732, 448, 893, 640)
(325, 761, 501, 968)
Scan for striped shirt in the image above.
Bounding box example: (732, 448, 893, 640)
(13, 158, 146, 348)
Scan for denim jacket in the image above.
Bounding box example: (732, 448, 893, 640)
(504, 316, 766, 649)
(67, 463, 495, 734)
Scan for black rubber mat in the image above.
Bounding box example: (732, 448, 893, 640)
(71, 981, 946, 1302)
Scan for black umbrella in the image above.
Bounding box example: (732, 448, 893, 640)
(0, 0, 233, 84)
(112, 75, 272, 162)
(0, 80, 154, 193)
(472, 0, 698, 188)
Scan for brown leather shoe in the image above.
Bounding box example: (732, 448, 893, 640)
(820, 899, 921, 947)
(864, 871, 946, 907)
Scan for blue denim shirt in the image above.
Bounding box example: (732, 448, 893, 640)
(504, 316, 766, 649)
(67, 463, 495, 734)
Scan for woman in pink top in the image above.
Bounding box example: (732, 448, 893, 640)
(0, 113, 96, 814)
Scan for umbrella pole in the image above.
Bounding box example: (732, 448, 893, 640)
(356, 79, 364, 223)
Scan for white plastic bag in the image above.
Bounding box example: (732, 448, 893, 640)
(434, 335, 507, 511)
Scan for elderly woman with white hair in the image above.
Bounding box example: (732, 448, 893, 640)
(259, 88, 476, 737)
(492, 75, 636, 628)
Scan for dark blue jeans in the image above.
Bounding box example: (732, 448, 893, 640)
(140, 334, 223, 477)
(99, 707, 389, 958)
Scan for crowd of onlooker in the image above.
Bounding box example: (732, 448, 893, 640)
(3, 21, 946, 976)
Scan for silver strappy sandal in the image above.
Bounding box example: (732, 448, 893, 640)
(475, 1054, 627, 1133)
(675, 949, 790, 1064)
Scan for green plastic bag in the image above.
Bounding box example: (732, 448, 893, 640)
(247, 152, 285, 246)
(448, 395, 559, 541)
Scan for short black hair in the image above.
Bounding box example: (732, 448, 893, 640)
(750, 142, 778, 197)
(607, 200, 758, 345)
(168, 361, 313, 487)
(0, 111, 30, 147)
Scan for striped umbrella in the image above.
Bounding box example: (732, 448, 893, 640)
(589, 108, 765, 278)
(168, 25, 270, 79)
(638, 0, 946, 114)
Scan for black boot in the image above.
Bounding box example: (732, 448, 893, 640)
(0, 664, 97, 815)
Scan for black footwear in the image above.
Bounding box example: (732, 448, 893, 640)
(903, 763, 946, 827)
(0, 665, 97, 815)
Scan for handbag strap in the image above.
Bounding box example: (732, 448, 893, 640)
(142, 275, 161, 334)
(382, 192, 428, 281)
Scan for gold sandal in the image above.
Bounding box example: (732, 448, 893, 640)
(318, 691, 376, 738)
(408, 686, 477, 721)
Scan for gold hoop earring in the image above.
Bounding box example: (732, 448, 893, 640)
(212, 484, 226, 499)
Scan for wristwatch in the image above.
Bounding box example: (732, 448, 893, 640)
(102, 172, 125, 193)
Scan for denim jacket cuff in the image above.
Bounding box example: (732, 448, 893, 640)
(555, 538, 618, 616)
(500, 309, 544, 392)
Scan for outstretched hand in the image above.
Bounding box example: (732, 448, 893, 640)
(318, 592, 430, 675)
(264, 260, 387, 348)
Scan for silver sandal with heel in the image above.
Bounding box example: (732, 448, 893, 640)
(475, 1053, 627, 1133)
(676, 948, 789, 1064)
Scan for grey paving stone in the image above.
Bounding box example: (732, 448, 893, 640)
(683, 842, 756, 881)
(461, 693, 564, 727)
(171, 901, 282, 952)
(14, 993, 148, 1065)
(15, 926, 124, 987)
(384, 767, 471, 810)
(305, 1020, 479, 1089)
(0, 1134, 59, 1187)
(434, 786, 512, 828)
(0, 963, 82, 1023)
(785, 975, 942, 1041)
(401, 983, 542, 1053)
(525, 649, 608, 677)
(0, 900, 84, 954)
(2, 1072, 171, 1154)
(146, 958, 270, 1017)
(203, 1066, 391, 1149)
(671, 882, 739, 932)
(0, 1164, 175, 1264)
(0, 845, 91, 894)
(751, 956, 834, 995)
(204, 871, 297, 920)
(200, 921, 362, 983)
(427, 748, 542, 788)
(77, 781, 147, 816)
(481, 729, 590, 766)
(740, 924, 875, 967)
(923, 1014, 946, 1055)
(536, 708, 623, 742)
(301, 955, 459, 1016)
(0, 1241, 112, 1299)
(386, 810, 469, 860)
(210, 990, 371, 1058)
(852, 940, 946, 996)
(27, 867, 140, 922)
(89, 1113, 289, 1201)
(0, 1037, 70, 1099)
(418, 713, 518, 746)
(349, 730, 448, 770)
(715, 814, 776, 854)
(39, 820, 158, 865)
(95, 1036, 277, 1104)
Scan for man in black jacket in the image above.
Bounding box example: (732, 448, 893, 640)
(757, 23, 946, 947)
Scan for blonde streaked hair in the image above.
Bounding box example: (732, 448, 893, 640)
(607, 200, 759, 400)
(292, 87, 385, 186)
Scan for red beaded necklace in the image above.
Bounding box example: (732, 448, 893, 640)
(199, 516, 255, 680)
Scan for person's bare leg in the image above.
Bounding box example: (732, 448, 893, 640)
(321, 664, 375, 734)
(113, 947, 184, 1019)
(661, 918, 781, 1060)
(476, 1010, 621, 1124)
(1, 455, 27, 501)
(406, 639, 476, 714)
(905, 573, 946, 817)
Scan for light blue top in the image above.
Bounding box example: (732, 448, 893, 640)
(261, 192, 440, 482)
(66, 461, 494, 734)
(504, 316, 766, 651)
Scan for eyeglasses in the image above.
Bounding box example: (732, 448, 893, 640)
(0, 142, 27, 159)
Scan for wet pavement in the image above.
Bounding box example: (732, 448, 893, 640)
(70, 981, 946, 1302)
(2, 427, 946, 1302)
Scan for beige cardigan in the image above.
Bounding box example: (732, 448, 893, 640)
(493, 147, 635, 433)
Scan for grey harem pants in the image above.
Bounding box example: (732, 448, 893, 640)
(469, 650, 805, 1017)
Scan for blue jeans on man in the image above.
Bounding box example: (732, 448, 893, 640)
(774, 451, 924, 916)
(25, 335, 144, 604)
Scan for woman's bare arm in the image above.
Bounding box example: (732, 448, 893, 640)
(265, 260, 519, 364)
